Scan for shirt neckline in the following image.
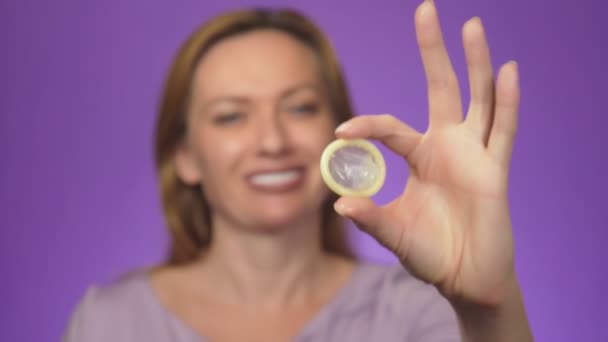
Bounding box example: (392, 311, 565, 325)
(138, 262, 367, 341)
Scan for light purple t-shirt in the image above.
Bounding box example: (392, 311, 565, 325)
(64, 263, 460, 341)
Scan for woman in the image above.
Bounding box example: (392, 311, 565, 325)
(65, 1, 533, 341)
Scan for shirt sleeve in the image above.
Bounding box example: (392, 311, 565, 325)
(62, 286, 104, 342)
(406, 288, 461, 341)
(381, 265, 461, 342)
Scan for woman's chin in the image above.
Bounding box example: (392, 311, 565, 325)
(243, 206, 319, 234)
(226, 186, 328, 234)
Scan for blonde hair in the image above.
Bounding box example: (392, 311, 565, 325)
(154, 8, 357, 265)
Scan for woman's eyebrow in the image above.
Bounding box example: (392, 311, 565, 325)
(199, 96, 250, 113)
(199, 83, 321, 112)
(280, 83, 322, 99)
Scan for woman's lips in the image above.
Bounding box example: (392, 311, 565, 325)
(246, 167, 306, 192)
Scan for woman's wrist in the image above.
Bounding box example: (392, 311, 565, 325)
(448, 275, 533, 342)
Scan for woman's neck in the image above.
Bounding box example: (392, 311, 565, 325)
(191, 214, 348, 310)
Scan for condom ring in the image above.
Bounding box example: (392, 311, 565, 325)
(320, 139, 386, 197)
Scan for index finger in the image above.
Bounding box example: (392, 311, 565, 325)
(415, 1, 463, 127)
(335, 114, 422, 161)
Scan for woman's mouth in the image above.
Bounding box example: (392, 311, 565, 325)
(247, 168, 305, 192)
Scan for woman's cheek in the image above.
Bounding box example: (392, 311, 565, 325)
(220, 136, 247, 159)
(198, 129, 248, 164)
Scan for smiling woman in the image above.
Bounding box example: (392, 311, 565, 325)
(154, 9, 356, 265)
(64, 3, 532, 342)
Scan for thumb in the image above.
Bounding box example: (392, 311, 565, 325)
(334, 197, 405, 255)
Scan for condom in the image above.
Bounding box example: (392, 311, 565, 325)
(320, 139, 386, 197)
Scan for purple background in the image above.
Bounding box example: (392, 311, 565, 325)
(1, 0, 606, 341)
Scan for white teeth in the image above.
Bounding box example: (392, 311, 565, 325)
(250, 170, 301, 186)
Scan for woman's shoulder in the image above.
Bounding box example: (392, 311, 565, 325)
(352, 261, 456, 313)
(350, 262, 444, 304)
(85, 269, 149, 302)
(339, 262, 459, 340)
(63, 269, 168, 341)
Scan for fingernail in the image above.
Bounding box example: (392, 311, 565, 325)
(335, 122, 350, 134)
(334, 201, 347, 216)
(510, 61, 519, 85)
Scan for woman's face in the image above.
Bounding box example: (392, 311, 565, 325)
(176, 29, 336, 232)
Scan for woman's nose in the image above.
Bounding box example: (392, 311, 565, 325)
(256, 112, 292, 157)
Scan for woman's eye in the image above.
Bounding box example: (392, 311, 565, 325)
(288, 103, 319, 116)
(213, 112, 243, 125)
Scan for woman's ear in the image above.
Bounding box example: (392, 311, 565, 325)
(173, 142, 202, 185)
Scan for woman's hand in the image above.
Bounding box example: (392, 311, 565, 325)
(334, 1, 520, 307)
